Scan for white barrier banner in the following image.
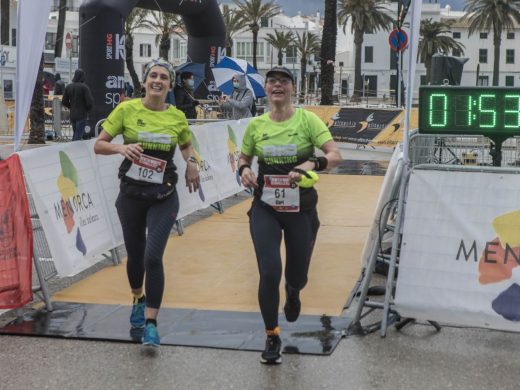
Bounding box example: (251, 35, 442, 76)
(18, 142, 117, 276)
(395, 169, 520, 332)
(19, 119, 251, 276)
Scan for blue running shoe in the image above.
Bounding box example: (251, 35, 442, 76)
(130, 298, 146, 328)
(142, 323, 160, 347)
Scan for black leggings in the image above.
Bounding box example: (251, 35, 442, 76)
(248, 200, 320, 330)
(115, 191, 179, 309)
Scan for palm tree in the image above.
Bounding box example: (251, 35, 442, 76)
(338, 0, 393, 100)
(462, 0, 520, 86)
(1, 0, 9, 45)
(418, 19, 466, 84)
(142, 11, 185, 60)
(125, 8, 150, 96)
(222, 5, 248, 57)
(233, 0, 281, 69)
(54, 0, 67, 58)
(28, 54, 45, 144)
(293, 32, 321, 104)
(320, 0, 337, 105)
(265, 30, 294, 66)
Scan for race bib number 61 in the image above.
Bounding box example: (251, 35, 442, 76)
(261, 175, 300, 212)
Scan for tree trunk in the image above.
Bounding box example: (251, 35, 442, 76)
(278, 51, 283, 66)
(1, 0, 10, 46)
(352, 28, 364, 101)
(425, 56, 432, 85)
(252, 27, 259, 69)
(299, 57, 307, 104)
(29, 54, 45, 144)
(492, 31, 501, 86)
(319, 0, 337, 105)
(125, 34, 141, 97)
(159, 35, 170, 60)
(54, 0, 67, 58)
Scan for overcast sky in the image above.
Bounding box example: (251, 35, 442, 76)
(221, 1, 466, 17)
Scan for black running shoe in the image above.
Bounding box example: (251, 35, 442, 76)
(284, 283, 301, 322)
(260, 335, 282, 364)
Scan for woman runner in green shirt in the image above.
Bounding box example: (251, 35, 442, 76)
(238, 66, 342, 364)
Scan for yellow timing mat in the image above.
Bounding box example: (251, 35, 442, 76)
(53, 174, 384, 316)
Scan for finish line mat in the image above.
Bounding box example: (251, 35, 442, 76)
(0, 302, 350, 355)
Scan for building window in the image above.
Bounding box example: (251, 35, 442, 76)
(506, 49, 515, 64)
(478, 76, 489, 86)
(140, 44, 151, 57)
(45, 32, 56, 51)
(453, 31, 461, 39)
(479, 49, 487, 63)
(507, 32, 515, 39)
(452, 49, 461, 57)
(505, 75, 515, 86)
(11, 28, 16, 46)
(286, 46, 297, 63)
(260, 17, 269, 28)
(236, 41, 264, 63)
(480, 32, 488, 39)
(364, 46, 373, 63)
(3, 80, 13, 99)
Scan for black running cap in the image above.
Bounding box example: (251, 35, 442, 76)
(266, 66, 294, 83)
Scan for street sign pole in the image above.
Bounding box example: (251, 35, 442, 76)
(65, 32, 72, 83)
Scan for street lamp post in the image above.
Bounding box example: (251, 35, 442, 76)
(338, 61, 343, 105)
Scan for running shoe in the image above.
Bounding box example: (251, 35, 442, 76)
(142, 323, 160, 347)
(284, 283, 301, 322)
(260, 335, 282, 364)
(130, 297, 146, 328)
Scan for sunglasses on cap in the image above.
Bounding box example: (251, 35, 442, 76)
(143, 58, 176, 83)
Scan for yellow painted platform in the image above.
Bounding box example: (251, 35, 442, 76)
(53, 174, 384, 316)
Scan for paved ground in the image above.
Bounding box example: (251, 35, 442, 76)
(2, 141, 520, 389)
(1, 317, 519, 390)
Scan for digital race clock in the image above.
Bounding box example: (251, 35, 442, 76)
(418, 86, 520, 139)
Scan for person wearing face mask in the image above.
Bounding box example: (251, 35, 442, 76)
(218, 73, 254, 120)
(174, 71, 200, 119)
(94, 58, 200, 348)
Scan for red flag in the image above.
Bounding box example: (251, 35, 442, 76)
(0, 154, 33, 308)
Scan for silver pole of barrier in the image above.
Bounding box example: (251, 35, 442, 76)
(52, 98, 62, 139)
(380, 165, 410, 336)
(94, 118, 106, 137)
(32, 246, 53, 312)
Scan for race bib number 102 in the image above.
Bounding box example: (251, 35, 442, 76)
(126, 154, 166, 184)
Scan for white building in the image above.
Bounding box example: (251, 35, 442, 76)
(2, 0, 520, 102)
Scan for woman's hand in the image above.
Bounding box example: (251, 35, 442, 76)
(121, 143, 143, 161)
(288, 161, 316, 185)
(240, 167, 258, 189)
(185, 160, 200, 193)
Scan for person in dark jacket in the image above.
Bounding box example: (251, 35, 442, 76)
(62, 69, 94, 141)
(53, 73, 66, 95)
(174, 71, 199, 119)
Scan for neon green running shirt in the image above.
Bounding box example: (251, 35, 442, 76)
(241, 107, 333, 210)
(103, 98, 191, 185)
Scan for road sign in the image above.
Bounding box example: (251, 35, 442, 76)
(388, 29, 408, 52)
(65, 32, 72, 50)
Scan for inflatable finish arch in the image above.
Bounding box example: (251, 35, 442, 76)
(79, 0, 226, 126)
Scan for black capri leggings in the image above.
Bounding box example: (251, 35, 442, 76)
(248, 199, 320, 330)
(116, 191, 179, 309)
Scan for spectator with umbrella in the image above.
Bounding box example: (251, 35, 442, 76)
(218, 73, 254, 120)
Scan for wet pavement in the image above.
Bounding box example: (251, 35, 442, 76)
(1, 314, 519, 390)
